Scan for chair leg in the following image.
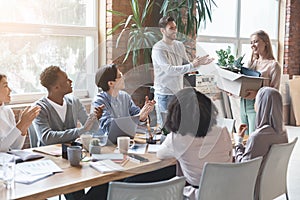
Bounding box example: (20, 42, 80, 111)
(286, 192, 289, 200)
(59, 195, 61, 200)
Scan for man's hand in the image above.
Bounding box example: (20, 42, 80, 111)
(139, 96, 156, 121)
(192, 55, 214, 68)
(94, 104, 105, 119)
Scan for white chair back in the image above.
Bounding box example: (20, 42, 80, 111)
(258, 137, 298, 200)
(197, 157, 263, 200)
(107, 176, 186, 200)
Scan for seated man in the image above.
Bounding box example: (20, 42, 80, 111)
(93, 63, 155, 139)
(33, 66, 104, 146)
(33, 66, 104, 200)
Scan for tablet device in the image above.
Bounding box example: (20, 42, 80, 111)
(108, 115, 139, 144)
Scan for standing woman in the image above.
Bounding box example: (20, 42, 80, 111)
(0, 73, 40, 152)
(241, 30, 281, 135)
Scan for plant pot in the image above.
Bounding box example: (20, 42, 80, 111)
(89, 145, 101, 155)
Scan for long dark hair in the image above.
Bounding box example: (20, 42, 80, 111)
(165, 87, 218, 137)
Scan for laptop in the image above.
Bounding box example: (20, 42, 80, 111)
(217, 118, 236, 135)
(108, 115, 139, 144)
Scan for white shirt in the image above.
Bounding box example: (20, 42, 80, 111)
(46, 98, 67, 122)
(157, 126, 232, 200)
(152, 40, 193, 95)
(0, 104, 25, 152)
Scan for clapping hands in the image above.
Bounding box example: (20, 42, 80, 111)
(139, 96, 156, 122)
(16, 105, 41, 136)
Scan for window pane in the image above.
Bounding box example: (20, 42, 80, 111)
(0, 0, 96, 26)
(240, 0, 279, 39)
(197, 42, 236, 61)
(198, 0, 237, 37)
(0, 34, 91, 94)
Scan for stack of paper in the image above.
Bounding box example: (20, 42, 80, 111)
(89, 160, 124, 173)
(15, 159, 63, 184)
(0, 150, 44, 163)
(91, 153, 123, 161)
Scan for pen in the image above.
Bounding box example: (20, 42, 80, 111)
(121, 158, 129, 167)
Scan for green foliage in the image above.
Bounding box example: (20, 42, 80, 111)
(107, 0, 160, 67)
(90, 138, 100, 146)
(160, 0, 217, 37)
(216, 46, 245, 72)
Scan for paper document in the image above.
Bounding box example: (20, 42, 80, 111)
(147, 144, 161, 153)
(90, 160, 124, 173)
(16, 159, 63, 176)
(91, 153, 123, 161)
(128, 144, 147, 154)
(15, 170, 53, 184)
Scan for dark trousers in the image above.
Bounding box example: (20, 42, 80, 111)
(64, 189, 85, 200)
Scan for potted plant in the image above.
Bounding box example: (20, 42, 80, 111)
(89, 138, 101, 155)
(108, 0, 160, 69)
(160, 0, 217, 38)
(216, 46, 245, 73)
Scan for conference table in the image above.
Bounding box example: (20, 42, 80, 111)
(0, 144, 176, 200)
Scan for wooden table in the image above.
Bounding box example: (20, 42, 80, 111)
(0, 144, 175, 200)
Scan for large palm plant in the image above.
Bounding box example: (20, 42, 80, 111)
(108, 0, 160, 68)
(160, 0, 217, 37)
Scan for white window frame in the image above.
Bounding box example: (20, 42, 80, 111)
(0, 0, 99, 105)
(197, 0, 280, 60)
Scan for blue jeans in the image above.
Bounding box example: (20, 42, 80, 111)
(240, 98, 256, 135)
(154, 93, 174, 127)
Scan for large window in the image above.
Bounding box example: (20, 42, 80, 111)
(197, 0, 279, 63)
(0, 0, 98, 104)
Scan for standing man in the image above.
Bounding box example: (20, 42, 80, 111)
(152, 16, 214, 126)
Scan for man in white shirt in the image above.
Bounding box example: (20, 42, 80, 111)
(152, 16, 214, 127)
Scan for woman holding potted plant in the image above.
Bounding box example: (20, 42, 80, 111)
(241, 30, 281, 135)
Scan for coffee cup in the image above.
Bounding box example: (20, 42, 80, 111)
(77, 134, 93, 151)
(67, 146, 86, 166)
(117, 136, 135, 154)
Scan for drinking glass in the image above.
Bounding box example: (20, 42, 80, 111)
(93, 135, 108, 147)
(3, 156, 15, 189)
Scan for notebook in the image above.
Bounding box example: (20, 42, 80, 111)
(108, 115, 139, 144)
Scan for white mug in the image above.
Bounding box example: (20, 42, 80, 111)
(77, 134, 93, 151)
(117, 136, 135, 154)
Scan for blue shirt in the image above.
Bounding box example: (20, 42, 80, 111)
(93, 90, 140, 135)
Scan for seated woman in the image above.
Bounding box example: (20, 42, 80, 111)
(156, 87, 232, 200)
(235, 87, 288, 200)
(0, 73, 40, 152)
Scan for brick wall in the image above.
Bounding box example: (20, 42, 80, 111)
(284, 0, 300, 77)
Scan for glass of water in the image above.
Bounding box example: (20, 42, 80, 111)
(93, 135, 108, 147)
(3, 156, 15, 189)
